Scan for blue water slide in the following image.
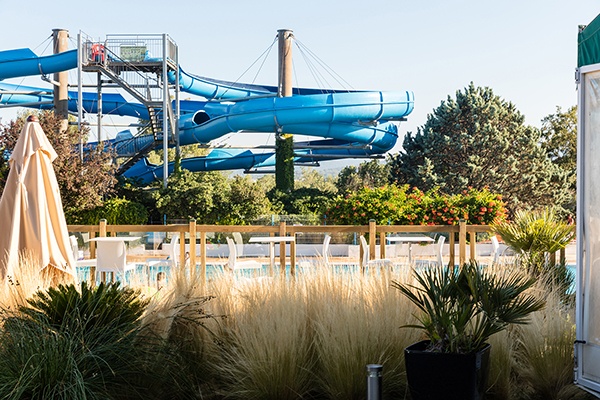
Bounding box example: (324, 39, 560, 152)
(0, 48, 78, 80)
(0, 81, 412, 152)
(0, 82, 150, 117)
(168, 67, 337, 101)
(123, 138, 384, 183)
(110, 91, 409, 184)
(0, 46, 415, 183)
(176, 91, 412, 149)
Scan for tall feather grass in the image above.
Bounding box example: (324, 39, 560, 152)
(513, 277, 584, 400)
(0, 250, 69, 310)
(0, 254, 594, 399)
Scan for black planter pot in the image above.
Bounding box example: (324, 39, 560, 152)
(404, 340, 491, 400)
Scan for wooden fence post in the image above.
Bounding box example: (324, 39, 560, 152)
(449, 230, 456, 267)
(459, 220, 466, 266)
(200, 231, 207, 287)
(96, 219, 107, 284)
(99, 219, 107, 237)
(279, 221, 287, 275)
(470, 231, 476, 262)
(189, 219, 196, 280)
(369, 220, 376, 261)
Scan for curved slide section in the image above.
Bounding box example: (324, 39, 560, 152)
(177, 91, 412, 149)
(169, 67, 347, 101)
(123, 138, 387, 184)
(0, 82, 150, 118)
(0, 48, 77, 81)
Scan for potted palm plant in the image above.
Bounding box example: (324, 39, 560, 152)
(392, 261, 544, 400)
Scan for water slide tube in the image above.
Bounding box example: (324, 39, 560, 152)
(0, 48, 414, 183)
(168, 67, 339, 101)
(0, 48, 78, 80)
(0, 81, 413, 155)
(0, 82, 150, 117)
(123, 137, 388, 184)
(118, 90, 412, 183)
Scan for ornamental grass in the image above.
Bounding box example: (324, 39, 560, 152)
(0, 254, 593, 399)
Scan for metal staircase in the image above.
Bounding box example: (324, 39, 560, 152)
(79, 33, 179, 174)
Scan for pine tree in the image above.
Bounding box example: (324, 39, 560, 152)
(389, 83, 571, 215)
(540, 106, 577, 214)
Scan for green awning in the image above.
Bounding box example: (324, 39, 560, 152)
(578, 13, 600, 67)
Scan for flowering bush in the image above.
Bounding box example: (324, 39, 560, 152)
(326, 185, 506, 226)
(456, 187, 507, 225)
(325, 185, 408, 225)
(398, 187, 429, 225)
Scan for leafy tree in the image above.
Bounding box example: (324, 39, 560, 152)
(218, 175, 272, 225)
(269, 187, 335, 218)
(389, 83, 571, 215)
(152, 169, 229, 223)
(295, 167, 338, 193)
(0, 111, 116, 213)
(113, 176, 162, 223)
(146, 142, 210, 165)
(540, 106, 577, 215)
(540, 106, 577, 171)
(256, 174, 276, 193)
(336, 160, 390, 193)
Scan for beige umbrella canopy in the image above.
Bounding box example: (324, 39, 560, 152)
(0, 115, 76, 280)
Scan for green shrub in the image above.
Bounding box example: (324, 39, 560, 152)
(67, 197, 149, 225)
(491, 208, 574, 268)
(457, 187, 507, 225)
(268, 187, 335, 217)
(0, 282, 154, 399)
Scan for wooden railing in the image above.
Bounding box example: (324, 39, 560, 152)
(69, 219, 496, 286)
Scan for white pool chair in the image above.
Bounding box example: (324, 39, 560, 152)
(490, 236, 500, 265)
(413, 235, 446, 267)
(148, 233, 180, 269)
(69, 235, 96, 267)
(436, 235, 446, 266)
(359, 235, 394, 274)
(227, 237, 262, 271)
(232, 232, 244, 257)
(96, 240, 137, 283)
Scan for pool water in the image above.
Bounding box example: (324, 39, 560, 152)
(75, 261, 368, 286)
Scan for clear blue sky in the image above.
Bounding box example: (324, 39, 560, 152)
(1, 0, 598, 171)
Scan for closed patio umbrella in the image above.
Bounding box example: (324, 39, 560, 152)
(0, 115, 75, 280)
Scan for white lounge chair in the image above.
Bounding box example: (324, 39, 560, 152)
(490, 236, 500, 265)
(232, 232, 244, 257)
(318, 234, 357, 269)
(436, 235, 446, 267)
